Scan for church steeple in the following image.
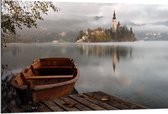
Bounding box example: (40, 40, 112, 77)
(112, 10, 118, 32)
(113, 11, 116, 19)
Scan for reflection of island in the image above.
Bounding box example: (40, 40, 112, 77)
(76, 11, 136, 42)
(77, 44, 132, 57)
(112, 46, 133, 72)
(77, 44, 133, 72)
(112, 47, 119, 72)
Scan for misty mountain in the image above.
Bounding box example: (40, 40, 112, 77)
(153, 21, 168, 26)
(14, 17, 168, 43)
(128, 20, 168, 27)
(94, 16, 104, 20)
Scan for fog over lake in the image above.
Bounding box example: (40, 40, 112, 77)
(2, 1, 168, 113)
(16, 2, 168, 42)
(2, 41, 168, 108)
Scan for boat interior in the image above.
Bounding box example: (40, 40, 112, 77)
(14, 58, 77, 88)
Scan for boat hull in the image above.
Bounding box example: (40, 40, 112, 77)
(13, 80, 76, 103)
(10, 58, 79, 104)
(32, 82, 75, 102)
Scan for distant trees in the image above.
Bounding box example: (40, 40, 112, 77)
(76, 30, 85, 41)
(1, 0, 59, 47)
(76, 25, 136, 42)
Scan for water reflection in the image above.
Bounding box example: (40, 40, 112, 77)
(2, 42, 168, 110)
(112, 47, 118, 72)
(2, 44, 21, 57)
(77, 44, 132, 57)
(77, 44, 133, 72)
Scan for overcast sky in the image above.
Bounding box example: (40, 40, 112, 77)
(27, 2, 167, 34)
(43, 2, 168, 25)
(17, 1, 168, 39)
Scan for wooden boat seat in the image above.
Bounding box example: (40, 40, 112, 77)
(34, 66, 73, 69)
(26, 75, 74, 80)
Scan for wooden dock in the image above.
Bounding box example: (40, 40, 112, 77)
(11, 91, 146, 112)
(13, 91, 147, 112)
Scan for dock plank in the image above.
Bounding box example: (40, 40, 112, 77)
(60, 96, 92, 111)
(81, 94, 118, 110)
(95, 91, 146, 109)
(38, 103, 52, 112)
(86, 91, 146, 109)
(43, 100, 65, 111)
(85, 92, 130, 109)
(69, 94, 105, 110)
(17, 91, 147, 112)
(53, 98, 80, 111)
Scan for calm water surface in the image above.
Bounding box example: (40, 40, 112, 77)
(2, 41, 168, 108)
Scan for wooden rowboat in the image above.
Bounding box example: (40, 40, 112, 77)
(11, 58, 79, 104)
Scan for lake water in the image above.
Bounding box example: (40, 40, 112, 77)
(1, 41, 168, 109)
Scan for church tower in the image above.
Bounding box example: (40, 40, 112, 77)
(112, 11, 118, 32)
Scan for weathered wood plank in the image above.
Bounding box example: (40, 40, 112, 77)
(81, 94, 118, 110)
(30, 65, 37, 75)
(38, 103, 52, 112)
(53, 98, 80, 111)
(26, 75, 73, 80)
(85, 92, 129, 109)
(43, 100, 65, 111)
(87, 91, 146, 109)
(69, 94, 105, 110)
(35, 66, 73, 69)
(60, 96, 92, 111)
(96, 91, 146, 109)
(15, 91, 147, 112)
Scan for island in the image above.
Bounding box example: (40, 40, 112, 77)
(76, 11, 136, 42)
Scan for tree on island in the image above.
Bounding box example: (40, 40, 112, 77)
(1, 0, 59, 47)
(76, 11, 136, 42)
(76, 25, 136, 42)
